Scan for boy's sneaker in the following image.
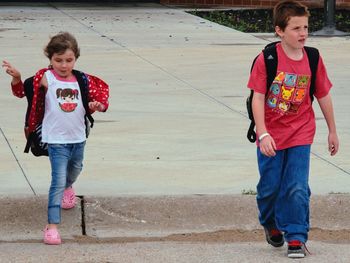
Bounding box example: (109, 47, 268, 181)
(61, 186, 76, 210)
(44, 226, 61, 245)
(264, 227, 284, 247)
(287, 240, 306, 258)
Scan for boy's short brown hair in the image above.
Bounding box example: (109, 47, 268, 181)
(44, 32, 80, 59)
(273, 0, 310, 31)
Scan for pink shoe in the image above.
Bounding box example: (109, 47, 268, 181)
(44, 226, 61, 245)
(61, 187, 76, 210)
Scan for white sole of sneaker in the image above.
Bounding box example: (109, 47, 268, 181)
(288, 253, 305, 258)
(44, 240, 62, 245)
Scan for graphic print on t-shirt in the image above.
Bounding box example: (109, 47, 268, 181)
(266, 71, 310, 115)
(56, 88, 79, 112)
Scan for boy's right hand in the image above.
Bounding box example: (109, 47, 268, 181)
(2, 60, 21, 84)
(259, 135, 277, 157)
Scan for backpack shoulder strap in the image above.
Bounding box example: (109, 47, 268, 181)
(73, 70, 94, 128)
(246, 42, 278, 143)
(248, 42, 278, 116)
(304, 46, 320, 101)
(23, 76, 34, 127)
(263, 43, 278, 93)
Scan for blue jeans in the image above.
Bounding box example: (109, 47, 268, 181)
(256, 145, 311, 243)
(47, 141, 85, 224)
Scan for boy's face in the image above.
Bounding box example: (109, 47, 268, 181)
(276, 16, 308, 50)
(50, 49, 76, 79)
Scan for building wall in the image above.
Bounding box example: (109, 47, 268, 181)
(160, 0, 350, 8)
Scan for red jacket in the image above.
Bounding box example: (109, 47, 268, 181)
(11, 68, 109, 135)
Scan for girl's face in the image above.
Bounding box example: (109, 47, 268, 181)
(50, 49, 76, 78)
(275, 16, 308, 50)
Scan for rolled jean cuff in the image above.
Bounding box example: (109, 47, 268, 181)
(48, 205, 61, 224)
(282, 223, 309, 243)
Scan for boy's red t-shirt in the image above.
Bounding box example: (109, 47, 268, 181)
(247, 43, 332, 150)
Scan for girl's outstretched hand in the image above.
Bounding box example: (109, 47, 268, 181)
(89, 101, 105, 112)
(2, 60, 21, 84)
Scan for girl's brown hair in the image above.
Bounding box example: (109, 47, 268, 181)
(44, 32, 80, 59)
(273, 0, 310, 31)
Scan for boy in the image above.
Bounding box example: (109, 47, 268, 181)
(247, 0, 339, 258)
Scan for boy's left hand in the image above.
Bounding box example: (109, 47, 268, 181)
(89, 101, 105, 112)
(328, 132, 339, 156)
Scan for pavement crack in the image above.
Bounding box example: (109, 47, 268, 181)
(48, 3, 247, 120)
(311, 151, 350, 176)
(86, 200, 147, 223)
(77, 195, 87, 236)
(0, 127, 36, 196)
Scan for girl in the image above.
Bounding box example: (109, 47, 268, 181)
(2, 32, 109, 245)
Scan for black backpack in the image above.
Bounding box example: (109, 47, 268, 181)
(246, 41, 320, 143)
(23, 70, 94, 156)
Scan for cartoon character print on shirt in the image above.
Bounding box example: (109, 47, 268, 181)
(297, 75, 310, 88)
(56, 88, 79, 112)
(284, 73, 297, 87)
(266, 71, 310, 115)
(275, 72, 286, 82)
(266, 83, 279, 108)
(270, 83, 280, 95)
(281, 85, 294, 101)
(294, 88, 306, 103)
(278, 100, 290, 112)
(267, 96, 277, 108)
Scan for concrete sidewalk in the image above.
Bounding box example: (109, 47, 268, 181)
(1, 195, 350, 262)
(0, 2, 349, 262)
(1, 2, 349, 196)
(1, 241, 349, 263)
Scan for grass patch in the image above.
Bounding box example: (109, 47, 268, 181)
(188, 8, 350, 33)
(329, 191, 349, 195)
(241, 189, 257, 195)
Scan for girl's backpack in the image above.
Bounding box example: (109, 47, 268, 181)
(23, 70, 94, 156)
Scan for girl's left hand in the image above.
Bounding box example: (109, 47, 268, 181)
(89, 101, 105, 112)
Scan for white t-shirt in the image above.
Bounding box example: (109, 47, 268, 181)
(42, 70, 86, 144)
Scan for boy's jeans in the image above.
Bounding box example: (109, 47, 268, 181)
(256, 145, 311, 243)
(47, 142, 85, 224)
